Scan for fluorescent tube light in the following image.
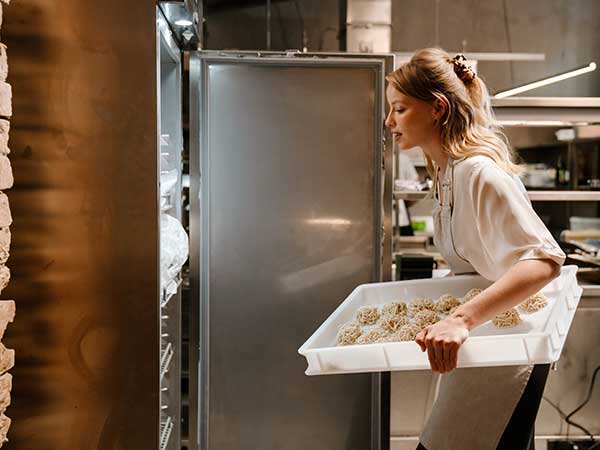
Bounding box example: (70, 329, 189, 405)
(494, 62, 597, 99)
(175, 19, 193, 26)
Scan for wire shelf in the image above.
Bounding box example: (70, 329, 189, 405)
(160, 342, 174, 381)
(159, 416, 174, 450)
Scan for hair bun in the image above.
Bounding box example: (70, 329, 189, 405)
(451, 54, 476, 84)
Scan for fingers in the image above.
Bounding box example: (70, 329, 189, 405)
(425, 338, 438, 372)
(434, 340, 446, 372)
(448, 343, 459, 371)
(427, 337, 461, 373)
(442, 340, 460, 372)
(415, 328, 428, 352)
(419, 324, 465, 373)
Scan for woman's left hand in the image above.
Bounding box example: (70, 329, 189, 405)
(415, 316, 470, 373)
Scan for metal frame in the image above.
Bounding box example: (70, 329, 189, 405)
(157, 8, 184, 450)
(188, 49, 394, 450)
(157, 0, 202, 49)
(189, 51, 389, 450)
(492, 97, 600, 125)
(188, 52, 205, 450)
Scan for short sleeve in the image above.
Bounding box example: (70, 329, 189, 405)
(466, 162, 565, 277)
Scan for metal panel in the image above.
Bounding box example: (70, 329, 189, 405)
(189, 54, 386, 450)
(2, 1, 160, 449)
(189, 50, 394, 282)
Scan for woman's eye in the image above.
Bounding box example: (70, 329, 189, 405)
(395, 109, 404, 113)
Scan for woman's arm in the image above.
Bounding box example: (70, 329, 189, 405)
(415, 258, 561, 373)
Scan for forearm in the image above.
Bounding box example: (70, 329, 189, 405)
(451, 259, 561, 331)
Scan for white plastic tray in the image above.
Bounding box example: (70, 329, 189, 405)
(298, 265, 582, 375)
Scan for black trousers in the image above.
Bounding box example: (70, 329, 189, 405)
(416, 364, 551, 450)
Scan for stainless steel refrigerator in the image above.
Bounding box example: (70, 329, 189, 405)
(187, 51, 393, 450)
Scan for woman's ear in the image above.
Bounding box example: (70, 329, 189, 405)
(433, 97, 448, 121)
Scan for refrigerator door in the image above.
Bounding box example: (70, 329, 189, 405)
(189, 53, 386, 450)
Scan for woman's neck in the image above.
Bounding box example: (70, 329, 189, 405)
(422, 138, 449, 178)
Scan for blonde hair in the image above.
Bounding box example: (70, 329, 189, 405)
(386, 48, 521, 177)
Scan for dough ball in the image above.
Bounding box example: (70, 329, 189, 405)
(336, 322, 362, 346)
(492, 308, 522, 328)
(518, 293, 549, 314)
(463, 288, 483, 302)
(356, 328, 388, 345)
(413, 309, 441, 328)
(377, 314, 409, 333)
(381, 301, 407, 318)
(396, 324, 422, 341)
(408, 298, 435, 315)
(356, 305, 380, 325)
(435, 294, 461, 315)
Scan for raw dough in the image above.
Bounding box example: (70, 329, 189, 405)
(396, 323, 422, 341)
(413, 309, 441, 328)
(378, 314, 409, 333)
(493, 308, 522, 328)
(356, 305, 380, 325)
(435, 294, 461, 314)
(356, 328, 388, 345)
(518, 293, 548, 314)
(463, 288, 483, 302)
(336, 322, 362, 346)
(381, 301, 407, 318)
(408, 298, 435, 315)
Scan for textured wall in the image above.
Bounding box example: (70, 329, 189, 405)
(0, 0, 15, 446)
(1, 1, 160, 449)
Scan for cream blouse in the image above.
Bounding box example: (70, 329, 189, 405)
(440, 155, 566, 281)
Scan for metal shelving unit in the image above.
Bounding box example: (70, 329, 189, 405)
(159, 416, 175, 450)
(393, 190, 600, 201)
(157, 10, 185, 450)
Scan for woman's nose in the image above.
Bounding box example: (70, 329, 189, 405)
(384, 110, 394, 128)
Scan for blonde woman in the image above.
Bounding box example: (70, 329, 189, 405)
(385, 48, 565, 450)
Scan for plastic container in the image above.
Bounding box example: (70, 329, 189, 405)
(569, 216, 600, 231)
(298, 265, 582, 376)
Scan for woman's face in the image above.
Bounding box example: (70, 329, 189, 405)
(385, 84, 438, 150)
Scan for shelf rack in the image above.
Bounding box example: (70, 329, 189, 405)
(159, 416, 174, 450)
(393, 190, 600, 202)
(160, 342, 174, 381)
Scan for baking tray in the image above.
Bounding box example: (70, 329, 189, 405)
(298, 265, 582, 375)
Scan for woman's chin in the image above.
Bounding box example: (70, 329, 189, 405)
(396, 141, 412, 150)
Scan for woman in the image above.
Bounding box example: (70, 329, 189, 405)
(384, 48, 566, 450)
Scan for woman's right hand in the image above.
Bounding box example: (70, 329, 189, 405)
(415, 315, 469, 373)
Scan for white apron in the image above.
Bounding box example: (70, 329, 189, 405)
(419, 160, 534, 450)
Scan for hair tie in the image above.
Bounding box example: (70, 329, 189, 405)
(452, 54, 476, 84)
